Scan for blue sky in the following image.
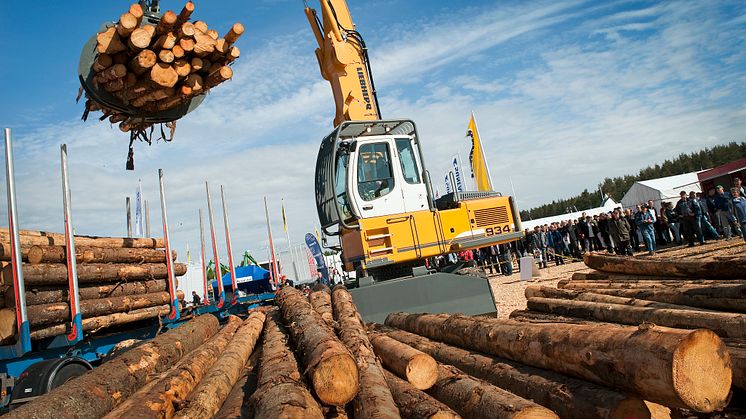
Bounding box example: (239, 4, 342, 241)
(0, 0, 745, 263)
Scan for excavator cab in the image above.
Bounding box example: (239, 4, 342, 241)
(316, 120, 512, 322)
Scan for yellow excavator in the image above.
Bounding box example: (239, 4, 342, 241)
(305, 1, 523, 321)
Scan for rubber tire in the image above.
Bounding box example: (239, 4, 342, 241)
(48, 363, 89, 390)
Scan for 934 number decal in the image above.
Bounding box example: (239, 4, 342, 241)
(485, 225, 512, 236)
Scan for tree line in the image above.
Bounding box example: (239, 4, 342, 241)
(520, 141, 746, 221)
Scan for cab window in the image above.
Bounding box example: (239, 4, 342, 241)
(335, 153, 352, 219)
(395, 138, 421, 184)
(357, 142, 394, 201)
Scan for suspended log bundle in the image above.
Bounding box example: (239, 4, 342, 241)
(385, 312, 732, 412)
(80, 2, 243, 137)
(0, 228, 186, 344)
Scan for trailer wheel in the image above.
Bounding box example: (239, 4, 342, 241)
(9, 358, 92, 407)
(48, 362, 89, 389)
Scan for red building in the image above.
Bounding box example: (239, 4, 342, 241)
(697, 157, 746, 193)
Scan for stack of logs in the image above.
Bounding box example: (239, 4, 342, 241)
(0, 229, 186, 344)
(7, 258, 741, 418)
(83, 1, 242, 133)
(510, 252, 746, 416)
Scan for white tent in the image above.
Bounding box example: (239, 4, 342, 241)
(522, 196, 619, 230)
(620, 172, 701, 209)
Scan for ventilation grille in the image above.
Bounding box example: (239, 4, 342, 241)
(474, 206, 509, 227)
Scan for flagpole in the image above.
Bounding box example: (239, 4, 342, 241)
(264, 197, 280, 287)
(282, 198, 300, 280)
(471, 110, 494, 189)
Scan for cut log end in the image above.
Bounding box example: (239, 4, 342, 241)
(609, 398, 660, 419)
(0, 308, 16, 343)
(312, 352, 359, 406)
(672, 329, 731, 413)
(407, 353, 439, 390)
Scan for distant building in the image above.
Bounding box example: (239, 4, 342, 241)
(697, 157, 746, 194)
(620, 172, 701, 209)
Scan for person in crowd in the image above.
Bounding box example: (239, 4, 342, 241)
(597, 213, 613, 253)
(625, 208, 640, 251)
(664, 201, 681, 245)
(497, 243, 513, 275)
(590, 215, 602, 250)
(576, 216, 589, 252)
(713, 185, 734, 240)
(692, 191, 719, 241)
(655, 205, 670, 245)
(608, 210, 632, 255)
(191, 291, 201, 306)
(636, 203, 656, 255)
(546, 224, 565, 265)
(730, 187, 746, 242)
(676, 191, 698, 246)
(705, 189, 719, 235)
(531, 226, 547, 268)
(647, 200, 658, 221)
(735, 178, 746, 198)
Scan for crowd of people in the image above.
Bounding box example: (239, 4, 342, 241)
(429, 179, 746, 274)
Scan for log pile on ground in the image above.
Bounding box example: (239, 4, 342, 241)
(79, 2, 242, 140)
(0, 228, 186, 344)
(9, 249, 745, 417)
(508, 251, 746, 415)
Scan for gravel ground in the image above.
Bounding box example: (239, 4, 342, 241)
(487, 239, 745, 319)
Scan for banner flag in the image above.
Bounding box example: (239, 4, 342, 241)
(466, 112, 493, 192)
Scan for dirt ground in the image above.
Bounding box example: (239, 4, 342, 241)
(487, 239, 746, 319)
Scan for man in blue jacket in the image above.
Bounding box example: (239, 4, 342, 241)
(713, 185, 734, 240)
(546, 223, 565, 265)
(731, 187, 746, 242)
(636, 204, 656, 255)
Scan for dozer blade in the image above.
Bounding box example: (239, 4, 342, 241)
(349, 272, 497, 323)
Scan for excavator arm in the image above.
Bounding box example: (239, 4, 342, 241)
(304, 1, 381, 125)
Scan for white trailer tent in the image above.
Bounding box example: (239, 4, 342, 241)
(620, 172, 701, 209)
(522, 196, 619, 230)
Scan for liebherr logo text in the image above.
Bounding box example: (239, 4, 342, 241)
(357, 67, 372, 110)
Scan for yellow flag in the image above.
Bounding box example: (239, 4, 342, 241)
(281, 200, 288, 233)
(467, 113, 493, 192)
(315, 225, 321, 241)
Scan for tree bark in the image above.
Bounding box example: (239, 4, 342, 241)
(310, 284, 334, 327)
(104, 315, 243, 419)
(526, 296, 746, 338)
(7, 314, 219, 419)
(383, 370, 459, 419)
(276, 286, 359, 406)
(375, 324, 650, 419)
(571, 271, 746, 283)
(384, 312, 731, 412)
(584, 253, 746, 279)
(0, 230, 165, 248)
(4, 262, 187, 286)
(525, 285, 714, 312)
(92, 54, 113, 72)
(558, 280, 741, 290)
(249, 310, 324, 418)
(0, 242, 30, 262)
(177, 3, 195, 25)
(369, 332, 437, 390)
(224, 23, 244, 45)
(94, 64, 127, 84)
(425, 364, 558, 419)
(173, 312, 265, 419)
(723, 339, 746, 390)
(10, 279, 168, 306)
(565, 285, 746, 313)
(331, 286, 399, 418)
(26, 291, 179, 327)
(205, 65, 232, 89)
(29, 304, 171, 340)
(27, 245, 174, 264)
(214, 348, 262, 419)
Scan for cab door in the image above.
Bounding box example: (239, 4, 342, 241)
(348, 138, 406, 219)
(394, 137, 429, 213)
